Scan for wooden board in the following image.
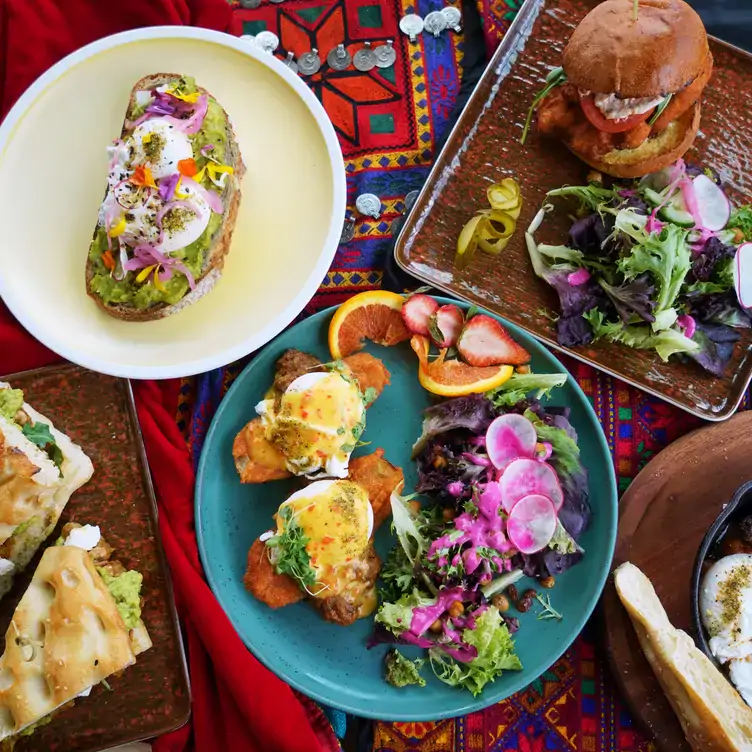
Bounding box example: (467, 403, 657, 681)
(602, 411, 752, 751)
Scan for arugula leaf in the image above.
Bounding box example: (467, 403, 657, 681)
(21, 422, 63, 470)
(729, 205, 752, 241)
(265, 506, 318, 592)
(520, 67, 567, 145)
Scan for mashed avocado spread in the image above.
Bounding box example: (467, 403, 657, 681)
(97, 568, 143, 630)
(0, 388, 24, 421)
(89, 76, 229, 309)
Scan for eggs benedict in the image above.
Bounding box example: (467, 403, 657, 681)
(701, 553, 752, 706)
(256, 371, 366, 479)
(233, 349, 391, 484)
(244, 450, 404, 625)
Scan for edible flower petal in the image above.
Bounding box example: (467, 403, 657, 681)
(166, 86, 201, 104)
(123, 243, 196, 290)
(158, 173, 180, 202)
(131, 165, 157, 188)
(178, 158, 198, 177)
(101, 250, 116, 271)
(135, 264, 157, 284)
(108, 215, 127, 238)
(200, 144, 215, 157)
(207, 163, 234, 188)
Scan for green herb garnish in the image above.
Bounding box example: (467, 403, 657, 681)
(647, 94, 672, 126)
(535, 593, 563, 621)
(21, 422, 63, 470)
(265, 506, 318, 592)
(520, 67, 567, 146)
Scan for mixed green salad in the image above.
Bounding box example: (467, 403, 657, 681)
(526, 159, 752, 376)
(371, 372, 589, 695)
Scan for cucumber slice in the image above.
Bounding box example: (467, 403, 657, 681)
(693, 174, 731, 232)
(658, 204, 696, 228)
(642, 187, 663, 208)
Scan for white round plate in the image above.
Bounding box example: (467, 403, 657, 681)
(0, 27, 345, 379)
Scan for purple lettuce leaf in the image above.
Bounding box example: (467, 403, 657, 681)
(690, 237, 736, 283)
(687, 322, 741, 377)
(599, 274, 656, 324)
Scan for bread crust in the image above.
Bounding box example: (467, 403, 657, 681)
(563, 0, 710, 98)
(85, 73, 245, 322)
(566, 101, 701, 179)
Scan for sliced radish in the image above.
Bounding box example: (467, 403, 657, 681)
(735, 243, 752, 310)
(692, 173, 731, 232)
(500, 458, 563, 513)
(486, 414, 538, 471)
(506, 494, 557, 555)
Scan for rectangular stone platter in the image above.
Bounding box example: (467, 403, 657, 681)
(0, 364, 190, 751)
(394, 0, 752, 421)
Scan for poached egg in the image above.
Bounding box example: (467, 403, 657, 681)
(101, 117, 211, 254)
(266, 479, 374, 598)
(700, 553, 752, 706)
(256, 371, 366, 478)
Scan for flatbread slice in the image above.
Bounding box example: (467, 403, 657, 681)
(614, 562, 752, 752)
(0, 383, 94, 600)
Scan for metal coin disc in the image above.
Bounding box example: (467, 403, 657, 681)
(327, 44, 352, 71)
(399, 13, 424, 42)
(404, 190, 419, 213)
(298, 49, 321, 76)
(353, 42, 377, 72)
(373, 39, 396, 69)
(423, 10, 448, 37)
(254, 31, 279, 54)
(239, 0, 261, 8)
(441, 6, 462, 32)
(355, 193, 382, 219)
(340, 217, 356, 244)
(283, 51, 298, 74)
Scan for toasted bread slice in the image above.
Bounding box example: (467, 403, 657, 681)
(614, 562, 752, 752)
(86, 73, 246, 322)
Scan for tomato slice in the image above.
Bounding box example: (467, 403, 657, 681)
(579, 94, 653, 133)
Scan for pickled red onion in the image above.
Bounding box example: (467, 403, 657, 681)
(161, 94, 208, 135)
(677, 314, 697, 339)
(180, 176, 223, 214)
(679, 177, 703, 229)
(567, 268, 590, 286)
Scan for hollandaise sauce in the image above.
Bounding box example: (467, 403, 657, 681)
(257, 372, 366, 478)
(277, 480, 373, 599)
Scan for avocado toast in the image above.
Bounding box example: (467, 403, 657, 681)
(86, 74, 246, 321)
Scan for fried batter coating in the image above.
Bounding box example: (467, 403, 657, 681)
(243, 538, 305, 609)
(342, 353, 391, 403)
(232, 418, 291, 484)
(348, 448, 403, 530)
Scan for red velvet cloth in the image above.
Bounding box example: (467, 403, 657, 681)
(0, 2, 338, 750)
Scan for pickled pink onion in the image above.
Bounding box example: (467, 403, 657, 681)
(180, 176, 223, 214)
(200, 144, 215, 157)
(161, 94, 208, 134)
(679, 177, 702, 229)
(646, 209, 664, 235)
(567, 268, 590, 286)
(677, 314, 697, 339)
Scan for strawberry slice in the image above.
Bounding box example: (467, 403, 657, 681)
(457, 314, 530, 366)
(401, 294, 439, 336)
(428, 304, 464, 348)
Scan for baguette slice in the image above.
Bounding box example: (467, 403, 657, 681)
(614, 562, 752, 752)
(0, 383, 94, 601)
(85, 73, 246, 322)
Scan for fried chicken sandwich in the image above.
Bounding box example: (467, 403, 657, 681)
(525, 0, 713, 178)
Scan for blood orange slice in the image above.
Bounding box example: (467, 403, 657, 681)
(328, 290, 411, 360)
(410, 335, 513, 397)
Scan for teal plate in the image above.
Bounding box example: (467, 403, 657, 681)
(195, 298, 617, 721)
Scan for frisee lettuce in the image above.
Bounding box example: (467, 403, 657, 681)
(428, 607, 521, 696)
(486, 372, 567, 408)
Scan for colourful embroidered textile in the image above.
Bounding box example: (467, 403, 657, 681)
(174, 2, 751, 750)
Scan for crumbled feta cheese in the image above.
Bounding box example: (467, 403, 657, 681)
(64, 525, 101, 551)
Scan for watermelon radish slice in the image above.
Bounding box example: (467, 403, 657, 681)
(506, 494, 557, 555)
(692, 174, 731, 232)
(735, 243, 752, 310)
(485, 414, 538, 471)
(500, 458, 563, 513)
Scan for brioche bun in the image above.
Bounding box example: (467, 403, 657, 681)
(563, 0, 710, 98)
